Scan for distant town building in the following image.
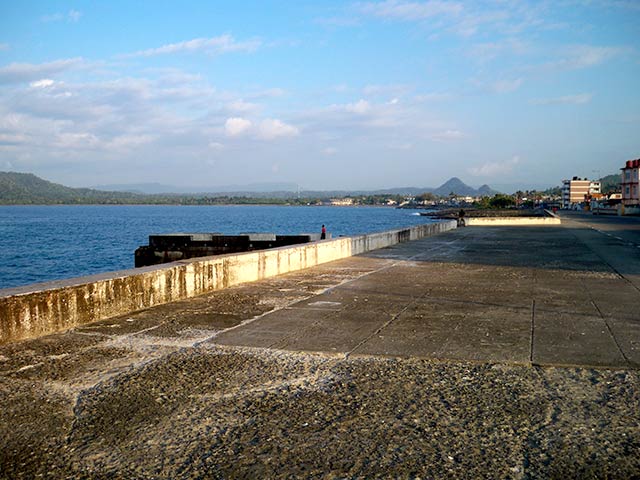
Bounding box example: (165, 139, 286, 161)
(621, 158, 640, 206)
(561, 177, 601, 209)
(330, 198, 354, 206)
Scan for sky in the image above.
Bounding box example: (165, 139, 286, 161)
(0, 1, 638, 192)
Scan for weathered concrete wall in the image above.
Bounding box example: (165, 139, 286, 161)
(0, 221, 456, 345)
(621, 205, 640, 216)
(466, 217, 561, 226)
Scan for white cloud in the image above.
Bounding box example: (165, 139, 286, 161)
(468, 39, 529, 63)
(362, 84, 410, 97)
(0, 133, 28, 146)
(68, 10, 82, 22)
(315, 16, 362, 27)
(53, 132, 100, 150)
(534, 45, 627, 73)
(227, 99, 259, 113)
(431, 129, 464, 141)
(323, 147, 338, 155)
(468, 156, 520, 176)
(106, 134, 156, 150)
(301, 97, 447, 143)
(224, 117, 252, 137)
(125, 35, 260, 58)
(0, 58, 84, 84)
(41, 10, 82, 23)
(257, 118, 299, 140)
(491, 78, 523, 93)
(561, 45, 625, 69)
(530, 93, 593, 105)
(469, 77, 523, 95)
(595, 0, 640, 10)
(449, 9, 509, 37)
(0, 43, 9, 51)
(41, 13, 64, 22)
(388, 142, 413, 150)
(248, 87, 286, 98)
(344, 99, 371, 114)
(358, 0, 463, 21)
(208, 142, 224, 150)
(414, 92, 453, 102)
(30, 79, 55, 89)
(355, 1, 571, 39)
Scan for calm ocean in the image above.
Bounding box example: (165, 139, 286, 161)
(0, 205, 434, 290)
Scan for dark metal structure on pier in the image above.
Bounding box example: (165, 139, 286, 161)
(135, 232, 325, 267)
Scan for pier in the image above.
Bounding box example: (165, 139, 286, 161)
(134, 232, 325, 267)
(1, 212, 639, 478)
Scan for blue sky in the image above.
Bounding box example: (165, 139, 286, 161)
(0, 1, 638, 191)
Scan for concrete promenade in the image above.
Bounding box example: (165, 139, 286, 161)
(1, 213, 639, 478)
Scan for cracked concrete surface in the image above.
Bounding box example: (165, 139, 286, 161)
(1, 212, 640, 478)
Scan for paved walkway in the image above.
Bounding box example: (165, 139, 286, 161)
(2, 212, 640, 478)
(212, 212, 640, 368)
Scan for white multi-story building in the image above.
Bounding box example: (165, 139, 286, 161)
(621, 159, 640, 206)
(561, 177, 601, 209)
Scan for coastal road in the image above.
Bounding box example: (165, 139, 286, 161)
(1, 214, 639, 479)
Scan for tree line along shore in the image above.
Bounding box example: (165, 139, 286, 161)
(0, 171, 620, 207)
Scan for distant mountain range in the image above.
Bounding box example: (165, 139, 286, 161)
(429, 177, 496, 197)
(92, 182, 300, 195)
(92, 176, 497, 197)
(0, 171, 501, 205)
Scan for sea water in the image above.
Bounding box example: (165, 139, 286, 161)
(0, 205, 435, 289)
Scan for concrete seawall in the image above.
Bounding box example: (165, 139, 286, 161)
(466, 216, 561, 226)
(0, 221, 456, 345)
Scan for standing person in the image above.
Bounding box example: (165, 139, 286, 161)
(458, 209, 465, 227)
(321, 224, 326, 240)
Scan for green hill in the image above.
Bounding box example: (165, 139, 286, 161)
(599, 174, 620, 193)
(0, 172, 310, 205)
(0, 172, 149, 204)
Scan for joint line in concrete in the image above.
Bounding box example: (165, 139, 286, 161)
(566, 218, 640, 295)
(589, 299, 630, 367)
(529, 299, 535, 364)
(199, 258, 401, 349)
(344, 290, 429, 360)
(265, 261, 410, 350)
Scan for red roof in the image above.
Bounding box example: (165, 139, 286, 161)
(622, 158, 640, 169)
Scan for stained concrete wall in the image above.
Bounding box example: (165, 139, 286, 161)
(466, 217, 561, 226)
(0, 221, 456, 345)
(621, 205, 640, 216)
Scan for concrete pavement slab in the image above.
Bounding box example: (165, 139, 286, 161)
(354, 298, 532, 363)
(532, 311, 626, 367)
(213, 307, 326, 349)
(583, 276, 640, 320)
(209, 216, 640, 369)
(606, 317, 640, 366)
(533, 275, 602, 316)
(296, 289, 410, 316)
(270, 310, 392, 353)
